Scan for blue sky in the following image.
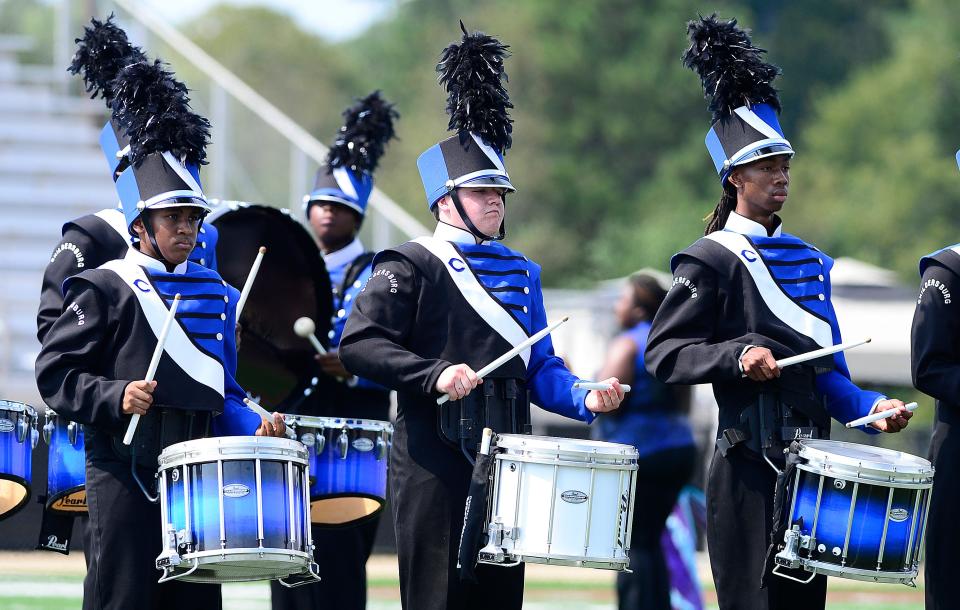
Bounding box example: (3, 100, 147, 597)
(145, 0, 393, 41)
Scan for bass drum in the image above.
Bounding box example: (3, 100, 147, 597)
(209, 202, 333, 410)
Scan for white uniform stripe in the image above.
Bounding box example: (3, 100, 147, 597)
(705, 231, 833, 347)
(101, 259, 226, 395)
(412, 236, 531, 366)
(734, 106, 783, 139)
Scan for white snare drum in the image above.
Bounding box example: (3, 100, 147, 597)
(774, 440, 933, 586)
(478, 434, 638, 570)
(155, 436, 319, 585)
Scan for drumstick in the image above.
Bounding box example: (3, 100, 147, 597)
(480, 428, 493, 455)
(293, 317, 328, 355)
(437, 316, 569, 406)
(243, 397, 273, 421)
(236, 246, 266, 321)
(845, 402, 918, 428)
(572, 381, 632, 392)
(123, 294, 181, 446)
(741, 338, 871, 378)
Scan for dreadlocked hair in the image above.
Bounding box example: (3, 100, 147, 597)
(704, 180, 738, 235)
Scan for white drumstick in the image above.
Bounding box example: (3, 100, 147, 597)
(123, 294, 181, 446)
(243, 397, 273, 421)
(845, 402, 918, 428)
(741, 338, 872, 378)
(293, 316, 327, 355)
(437, 316, 569, 405)
(479, 428, 493, 455)
(573, 381, 632, 392)
(236, 246, 266, 321)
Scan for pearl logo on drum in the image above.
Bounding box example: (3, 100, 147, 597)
(0, 418, 14, 433)
(222, 483, 251, 498)
(889, 508, 909, 523)
(560, 490, 589, 504)
(352, 437, 374, 452)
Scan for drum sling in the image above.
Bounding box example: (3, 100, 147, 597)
(458, 449, 496, 582)
(438, 378, 531, 459)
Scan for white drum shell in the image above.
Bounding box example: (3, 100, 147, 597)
(487, 434, 638, 570)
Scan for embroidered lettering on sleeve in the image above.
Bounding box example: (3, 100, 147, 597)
(67, 301, 86, 326)
(672, 276, 698, 299)
(918, 279, 952, 305)
(367, 268, 400, 294)
(50, 243, 85, 268)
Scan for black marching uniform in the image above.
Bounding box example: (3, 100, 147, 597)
(911, 244, 960, 610)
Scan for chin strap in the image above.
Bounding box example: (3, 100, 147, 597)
(448, 189, 506, 243)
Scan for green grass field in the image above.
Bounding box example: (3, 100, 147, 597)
(0, 553, 925, 609)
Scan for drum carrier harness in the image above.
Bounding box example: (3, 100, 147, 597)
(439, 377, 532, 461)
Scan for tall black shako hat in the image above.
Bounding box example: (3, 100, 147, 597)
(68, 15, 146, 181)
(108, 57, 211, 237)
(303, 91, 398, 220)
(417, 21, 514, 241)
(683, 15, 793, 183)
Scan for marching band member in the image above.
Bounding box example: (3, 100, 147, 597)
(339, 24, 624, 610)
(35, 49, 284, 610)
(38, 17, 217, 344)
(595, 273, 697, 610)
(271, 92, 397, 610)
(910, 150, 960, 610)
(644, 15, 912, 610)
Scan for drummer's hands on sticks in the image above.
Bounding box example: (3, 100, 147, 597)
(436, 363, 481, 401)
(740, 347, 780, 381)
(316, 352, 351, 379)
(255, 412, 287, 438)
(123, 380, 156, 416)
(585, 377, 625, 414)
(869, 399, 913, 433)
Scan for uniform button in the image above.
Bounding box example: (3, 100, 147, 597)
(525, 270, 530, 277)
(344, 294, 352, 302)
(522, 306, 528, 313)
(523, 287, 529, 294)
(200, 258, 206, 265)
(220, 313, 226, 321)
(224, 295, 229, 303)
(818, 294, 825, 301)
(818, 274, 824, 281)
(201, 242, 206, 248)
(216, 333, 223, 341)
(353, 280, 362, 289)
(818, 258, 823, 265)
(328, 330, 335, 339)
(337, 309, 346, 318)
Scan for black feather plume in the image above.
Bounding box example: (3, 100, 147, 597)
(111, 59, 210, 167)
(326, 91, 399, 174)
(437, 21, 513, 153)
(67, 15, 147, 105)
(682, 14, 781, 123)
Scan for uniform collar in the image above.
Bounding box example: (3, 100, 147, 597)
(323, 237, 364, 268)
(724, 212, 783, 238)
(125, 246, 188, 275)
(434, 222, 490, 245)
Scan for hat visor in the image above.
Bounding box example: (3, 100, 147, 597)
(144, 194, 211, 214)
(457, 175, 516, 192)
(304, 194, 364, 216)
(731, 144, 795, 168)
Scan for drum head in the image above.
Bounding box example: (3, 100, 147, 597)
(496, 434, 638, 462)
(798, 439, 933, 480)
(210, 203, 333, 409)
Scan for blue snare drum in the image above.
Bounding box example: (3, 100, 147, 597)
(0, 400, 38, 520)
(155, 436, 318, 584)
(42, 410, 86, 513)
(284, 416, 392, 526)
(774, 440, 933, 585)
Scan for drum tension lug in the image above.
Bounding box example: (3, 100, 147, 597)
(156, 524, 183, 569)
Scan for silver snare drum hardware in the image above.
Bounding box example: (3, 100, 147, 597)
(774, 440, 933, 586)
(479, 434, 638, 570)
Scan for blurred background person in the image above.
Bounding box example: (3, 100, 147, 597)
(595, 272, 697, 610)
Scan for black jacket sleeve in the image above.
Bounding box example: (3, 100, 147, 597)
(339, 252, 451, 396)
(35, 278, 128, 431)
(644, 255, 753, 384)
(911, 262, 960, 401)
(37, 226, 109, 343)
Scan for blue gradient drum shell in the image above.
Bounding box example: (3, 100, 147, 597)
(43, 410, 86, 513)
(285, 416, 392, 527)
(0, 400, 38, 520)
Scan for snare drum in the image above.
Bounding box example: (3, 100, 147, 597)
(284, 415, 392, 526)
(479, 434, 638, 570)
(0, 400, 38, 520)
(42, 410, 86, 513)
(774, 440, 933, 585)
(155, 436, 318, 584)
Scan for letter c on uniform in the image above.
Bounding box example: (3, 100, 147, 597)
(741, 249, 757, 262)
(448, 258, 466, 272)
(133, 279, 151, 292)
